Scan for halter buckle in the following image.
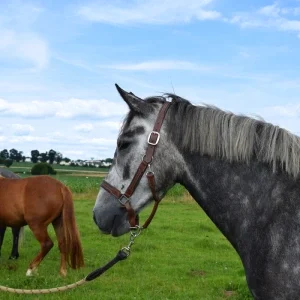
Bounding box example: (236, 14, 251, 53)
(148, 131, 160, 145)
(119, 195, 130, 206)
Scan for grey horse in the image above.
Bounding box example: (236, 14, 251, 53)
(94, 85, 300, 300)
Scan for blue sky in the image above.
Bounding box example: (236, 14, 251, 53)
(1, 0, 300, 160)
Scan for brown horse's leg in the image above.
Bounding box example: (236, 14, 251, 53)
(26, 224, 53, 276)
(52, 217, 67, 277)
(9, 227, 20, 259)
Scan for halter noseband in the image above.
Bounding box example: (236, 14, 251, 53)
(101, 101, 172, 228)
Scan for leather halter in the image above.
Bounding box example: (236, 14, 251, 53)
(101, 101, 172, 228)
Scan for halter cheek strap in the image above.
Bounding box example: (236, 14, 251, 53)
(101, 101, 172, 228)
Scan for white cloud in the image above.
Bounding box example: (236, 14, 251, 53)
(259, 103, 300, 135)
(12, 124, 34, 136)
(98, 121, 121, 131)
(0, 2, 49, 70)
(0, 29, 49, 69)
(77, 0, 221, 24)
(0, 81, 45, 92)
(79, 137, 116, 146)
(259, 4, 300, 17)
(105, 60, 214, 72)
(57, 57, 215, 73)
(230, 2, 300, 37)
(49, 131, 64, 138)
(0, 2, 43, 26)
(279, 19, 300, 31)
(55, 98, 127, 118)
(0, 98, 57, 118)
(267, 104, 300, 118)
(75, 123, 94, 132)
(0, 98, 127, 119)
(258, 3, 281, 17)
(9, 135, 55, 143)
(64, 150, 85, 157)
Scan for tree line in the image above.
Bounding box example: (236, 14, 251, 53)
(0, 148, 113, 168)
(0, 148, 65, 164)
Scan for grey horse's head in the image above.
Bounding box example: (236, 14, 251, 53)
(93, 85, 182, 236)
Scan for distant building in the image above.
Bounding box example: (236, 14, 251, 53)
(60, 161, 71, 166)
(102, 162, 112, 167)
(68, 159, 112, 167)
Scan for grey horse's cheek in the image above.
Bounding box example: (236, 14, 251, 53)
(123, 162, 130, 180)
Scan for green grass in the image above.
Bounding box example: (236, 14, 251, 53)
(55, 174, 102, 194)
(7, 162, 109, 175)
(0, 181, 252, 299)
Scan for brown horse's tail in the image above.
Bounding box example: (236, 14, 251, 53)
(61, 186, 84, 269)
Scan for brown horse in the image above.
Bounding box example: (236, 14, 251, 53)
(0, 175, 84, 276)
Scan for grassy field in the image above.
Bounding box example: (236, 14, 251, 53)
(0, 174, 252, 299)
(7, 162, 109, 175)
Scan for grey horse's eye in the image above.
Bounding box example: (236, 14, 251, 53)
(117, 140, 131, 151)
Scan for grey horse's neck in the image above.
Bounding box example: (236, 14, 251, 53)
(179, 152, 292, 254)
(179, 151, 300, 298)
(182, 154, 277, 237)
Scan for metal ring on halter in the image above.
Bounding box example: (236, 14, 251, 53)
(130, 225, 143, 236)
(118, 194, 130, 206)
(121, 226, 143, 256)
(146, 163, 154, 175)
(147, 131, 160, 145)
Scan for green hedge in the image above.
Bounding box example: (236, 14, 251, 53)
(31, 162, 57, 175)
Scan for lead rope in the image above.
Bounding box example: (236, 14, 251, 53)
(0, 227, 142, 294)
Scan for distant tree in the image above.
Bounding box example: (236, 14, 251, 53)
(31, 150, 40, 163)
(48, 149, 56, 164)
(9, 148, 18, 160)
(4, 159, 13, 168)
(55, 152, 63, 164)
(22, 156, 26, 162)
(8, 149, 23, 162)
(105, 158, 113, 164)
(15, 151, 23, 162)
(0, 149, 9, 159)
(40, 152, 48, 163)
(64, 157, 71, 163)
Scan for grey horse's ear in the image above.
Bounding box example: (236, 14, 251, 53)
(115, 84, 151, 114)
